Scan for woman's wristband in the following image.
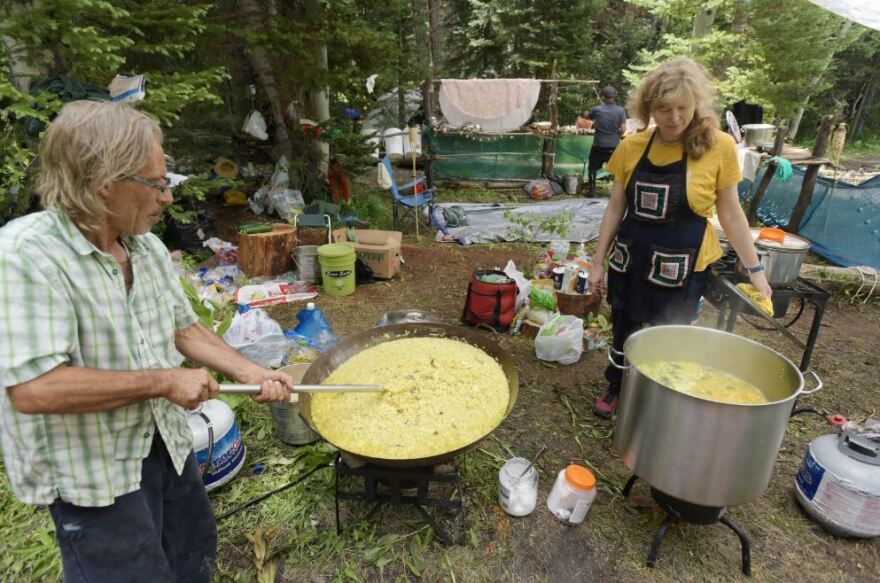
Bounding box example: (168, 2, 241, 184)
(745, 264, 765, 274)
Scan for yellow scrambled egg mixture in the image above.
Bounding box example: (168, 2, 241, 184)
(311, 337, 510, 459)
(637, 361, 768, 404)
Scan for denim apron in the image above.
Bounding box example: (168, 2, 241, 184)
(606, 131, 707, 323)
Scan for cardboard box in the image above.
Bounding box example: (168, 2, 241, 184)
(331, 228, 402, 279)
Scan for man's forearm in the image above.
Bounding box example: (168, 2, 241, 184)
(175, 323, 261, 382)
(7, 365, 167, 414)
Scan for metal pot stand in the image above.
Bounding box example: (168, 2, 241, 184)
(621, 475, 752, 577)
(333, 454, 465, 545)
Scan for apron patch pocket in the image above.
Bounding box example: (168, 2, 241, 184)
(608, 239, 632, 273)
(633, 181, 672, 221)
(645, 247, 694, 288)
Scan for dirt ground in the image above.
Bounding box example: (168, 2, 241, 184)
(208, 200, 880, 583)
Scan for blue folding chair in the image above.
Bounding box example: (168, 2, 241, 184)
(381, 155, 435, 230)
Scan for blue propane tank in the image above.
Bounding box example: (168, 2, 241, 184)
(187, 399, 247, 492)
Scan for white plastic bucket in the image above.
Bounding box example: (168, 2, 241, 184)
(383, 127, 403, 160)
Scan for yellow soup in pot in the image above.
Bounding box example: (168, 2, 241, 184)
(311, 337, 510, 459)
(636, 361, 769, 404)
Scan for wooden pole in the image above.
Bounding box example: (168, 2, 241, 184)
(746, 125, 787, 225)
(409, 125, 420, 239)
(541, 60, 559, 178)
(788, 115, 834, 234)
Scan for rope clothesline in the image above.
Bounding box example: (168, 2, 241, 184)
(430, 79, 599, 84)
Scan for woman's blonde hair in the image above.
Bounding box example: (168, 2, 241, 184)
(36, 100, 162, 232)
(628, 57, 719, 159)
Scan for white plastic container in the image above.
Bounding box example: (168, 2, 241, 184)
(187, 399, 247, 492)
(403, 126, 422, 157)
(547, 464, 596, 524)
(383, 127, 404, 160)
(498, 457, 538, 517)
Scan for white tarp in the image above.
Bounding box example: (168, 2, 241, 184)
(434, 198, 608, 244)
(439, 79, 542, 132)
(808, 0, 880, 30)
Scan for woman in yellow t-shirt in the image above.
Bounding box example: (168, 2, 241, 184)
(588, 57, 772, 418)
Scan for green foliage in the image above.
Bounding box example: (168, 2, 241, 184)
(503, 208, 574, 241)
(625, 0, 864, 120)
(181, 275, 236, 336)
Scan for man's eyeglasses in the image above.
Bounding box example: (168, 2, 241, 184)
(125, 175, 172, 192)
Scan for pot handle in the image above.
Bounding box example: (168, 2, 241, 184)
(607, 346, 629, 370)
(800, 370, 824, 395)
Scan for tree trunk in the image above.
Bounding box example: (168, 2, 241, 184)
(850, 49, 880, 141)
(304, 0, 330, 175)
(788, 115, 834, 234)
(428, 0, 443, 73)
(692, 6, 715, 39)
(788, 21, 853, 140)
(236, 0, 294, 162)
(541, 69, 558, 178)
(2, 1, 54, 92)
(424, 0, 440, 187)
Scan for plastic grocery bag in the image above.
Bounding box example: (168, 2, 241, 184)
(243, 110, 269, 140)
(223, 308, 288, 368)
(534, 314, 584, 365)
(503, 260, 531, 312)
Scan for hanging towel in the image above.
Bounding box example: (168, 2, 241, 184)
(439, 79, 541, 132)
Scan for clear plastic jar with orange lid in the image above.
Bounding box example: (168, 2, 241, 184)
(546, 464, 596, 524)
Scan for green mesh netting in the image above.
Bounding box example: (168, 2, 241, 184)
(427, 131, 594, 181)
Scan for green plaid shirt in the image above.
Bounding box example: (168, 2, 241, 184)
(0, 211, 198, 507)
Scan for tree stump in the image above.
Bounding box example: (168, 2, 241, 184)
(555, 290, 602, 319)
(238, 224, 297, 277)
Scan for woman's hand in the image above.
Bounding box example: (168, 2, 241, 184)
(589, 264, 606, 296)
(748, 270, 773, 301)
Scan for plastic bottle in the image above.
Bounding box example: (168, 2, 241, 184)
(547, 464, 596, 524)
(498, 457, 538, 517)
(293, 302, 337, 352)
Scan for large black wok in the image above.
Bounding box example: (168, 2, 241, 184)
(299, 323, 519, 467)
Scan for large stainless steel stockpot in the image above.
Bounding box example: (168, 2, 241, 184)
(612, 325, 822, 507)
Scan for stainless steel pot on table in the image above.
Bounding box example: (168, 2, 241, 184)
(299, 323, 519, 467)
(741, 124, 776, 149)
(737, 228, 811, 286)
(611, 325, 822, 507)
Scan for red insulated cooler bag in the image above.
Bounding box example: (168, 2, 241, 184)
(461, 270, 518, 332)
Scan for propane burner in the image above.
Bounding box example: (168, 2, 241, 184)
(334, 454, 464, 544)
(622, 475, 752, 577)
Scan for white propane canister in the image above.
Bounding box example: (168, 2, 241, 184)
(795, 429, 880, 538)
(187, 399, 247, 492)
(383, 127, 404, 160)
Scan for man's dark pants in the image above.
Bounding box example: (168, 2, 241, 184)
(49, 433, 216, 582)
(587, 145, 617, 195)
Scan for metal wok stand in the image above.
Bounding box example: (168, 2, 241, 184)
(622, 475, 752, 577)
(334, 454, 465, 545)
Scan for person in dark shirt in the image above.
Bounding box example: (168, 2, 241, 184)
(586, 86, 627, 196)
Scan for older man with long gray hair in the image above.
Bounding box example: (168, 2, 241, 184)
(0, 100, 293, 582)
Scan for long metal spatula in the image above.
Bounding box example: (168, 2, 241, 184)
(220, 383, 384, 394)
